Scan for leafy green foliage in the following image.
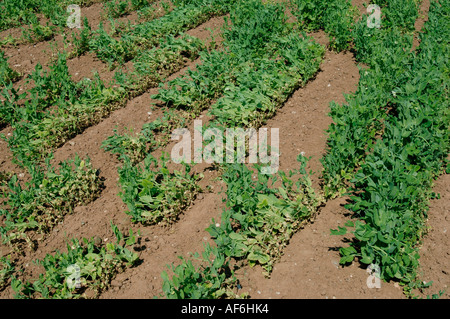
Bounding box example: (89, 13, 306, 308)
(4, 68, 125, 166)
(376, 0, 419, 32)
(89, 22, 139, 68)
(0, 51, 21, 86)
(69, 17, 92, 57)
(1, 53, 78, 127)
(118, 153, 202, 225)
(208, 155, 324, 276)
(104, 0, 156, 18)
(21, 23, 55, 44)
(289, 0, 358, 51)
(2, 34, 201, 167)
(102, 109, 187, 164)
(11, 223, 139, 299)
(0, 256, 15, 291)
(119, 34, 205, 92)
(328, 0, 450, 288)
(0, 0, 101, 48)
(0, 0, 100, 31)
(89, 0, 235, 65)
(321, 2, 417, 199)
(0, 0, 41, 32)
(162, 243, 242, 299)
(102, 127, 152, 165)
(209, 34, 324, 128)
(153, 0, 325, 124)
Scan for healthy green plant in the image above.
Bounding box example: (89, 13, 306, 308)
(69, 17, 92, 57)
(0, 0, 41, 32)
(208, 33, 325, 128)
(289, 0, 358, 51)
(375, 0, 419, 32)
(161, 243, 243, 299)
(328, 0, 449, 292)
(1, 53, 78, 127)
(321, 4, 417, 199)
(153, 0, 325, 124)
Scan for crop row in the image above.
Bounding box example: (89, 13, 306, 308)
(0, 0, 169, 50)
(324, 0, 449, 294)
(0, 34, 204, 167)
(157, 0, 327, 298)
(321, 0, 420, 198)
(0, 0, 227, 297)
(11, 223, 139, 299)
(0, 156, 102, 249)
(289, 0, 358, 52)
(153, 0, 325, 126)
(0, 0, 108, 48)
(0, 51, 21, 87)
(84, 0, 236, 68)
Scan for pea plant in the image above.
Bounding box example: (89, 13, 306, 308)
(11, 223, 139, 299)
(0, 155, 102, 250)
(118, 153, 202, 225)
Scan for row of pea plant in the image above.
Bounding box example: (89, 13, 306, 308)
(0, 34, 204, 168)
(324, 0, 449, 295)
(85, 0, 237, 68)
(0, 51, 21, 89)
(288, 0, 358, 52)
(157, 0, 327, 299)
(321, 0, 421, 198)
(0, 0, 108, 47)
(10, 223, 139, 298)
(153, 0, 325, 126)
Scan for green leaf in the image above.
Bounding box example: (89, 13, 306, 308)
(360, 255, 373, 264)
(139, 195, 154, 204)
(339, 255, 355, 264)
(247, 251, 270, 265)
(330, 226, 347, 236)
